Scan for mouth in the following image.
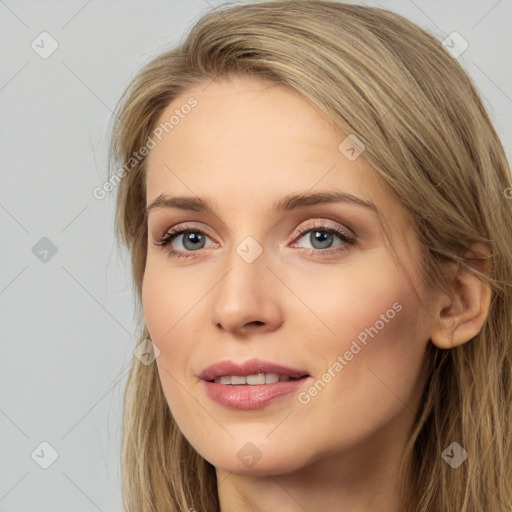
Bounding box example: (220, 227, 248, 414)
(198, 359, 312, 410)
(198, 358, 311, 382)
(211, 373, 307, 385)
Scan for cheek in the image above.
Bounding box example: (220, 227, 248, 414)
(141, 260, 218, 376)
(142, 266, 205, 426)
(142, 268, 170, 345)
(141, 262, 195, 346)
(334, 257, 429, 369)
(141, 264, 200, 391)
(299, 258, 429, 429)
(297, 257, 418, 355)
(318, 300, 427, 448)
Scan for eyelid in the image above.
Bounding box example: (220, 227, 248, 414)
(292, 218, 355, 241)
(154, 217, 353, 239)
(153, 222, 218, 250)
(155, 220, 350, 243)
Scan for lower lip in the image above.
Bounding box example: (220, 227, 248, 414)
(203, 378, 310, 410)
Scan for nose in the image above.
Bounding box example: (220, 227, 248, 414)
(210, 245, 284, 336)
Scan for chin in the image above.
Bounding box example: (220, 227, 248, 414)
(216, 458, 307, 477)
(197, 442, 312, 476)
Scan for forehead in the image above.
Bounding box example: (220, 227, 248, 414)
(147, 77, 364, 186)
(149, 75, 341, 169)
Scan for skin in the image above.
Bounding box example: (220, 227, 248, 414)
(142, 74, 491, 512)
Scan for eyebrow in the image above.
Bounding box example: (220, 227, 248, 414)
(146, 191, 379, 217)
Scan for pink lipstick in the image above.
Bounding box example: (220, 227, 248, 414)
(198, 359, 312, 410)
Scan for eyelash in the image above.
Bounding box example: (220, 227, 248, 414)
(154, 221, 356, 260)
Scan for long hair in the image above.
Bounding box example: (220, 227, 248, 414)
(109, 1, 512, 510)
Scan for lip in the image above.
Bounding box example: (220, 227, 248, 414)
(198, 359, 312, 410)
(198, 358, 311, 381)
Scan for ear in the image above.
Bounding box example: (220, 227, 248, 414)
(430, 243, 492, 349)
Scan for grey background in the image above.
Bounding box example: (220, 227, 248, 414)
(1, 0, 510, 510)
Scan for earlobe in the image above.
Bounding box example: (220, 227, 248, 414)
(430, 244, 492, 350)
(430, 309, 456, 349)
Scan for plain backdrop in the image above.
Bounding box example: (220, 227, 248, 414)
(1, 0, 511, 510)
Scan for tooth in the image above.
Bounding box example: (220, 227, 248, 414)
(246, 373, 266, 385)
(214, 373, 295, 385)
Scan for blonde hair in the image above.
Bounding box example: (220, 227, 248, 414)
(109, 1, 512, 510)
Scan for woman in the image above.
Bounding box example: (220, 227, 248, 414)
(109, 1, 512, 510)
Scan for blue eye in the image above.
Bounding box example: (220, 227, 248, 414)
(293, 225, 355, 251)
(154, 221, 356, 260)
(154, 223, 214, 260)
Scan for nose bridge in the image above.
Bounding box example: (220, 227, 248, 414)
(210, 233, 282, 333)
(216, 234, 268, 309)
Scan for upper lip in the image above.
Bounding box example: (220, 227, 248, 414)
(198, 359, 311, 381)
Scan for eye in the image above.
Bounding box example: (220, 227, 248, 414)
(153, 223, 216, 260)
(291, 220, 356, 255)
(153, 220, 357, 260)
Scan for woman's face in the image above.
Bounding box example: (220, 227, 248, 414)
(142, 74, 436, 476)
